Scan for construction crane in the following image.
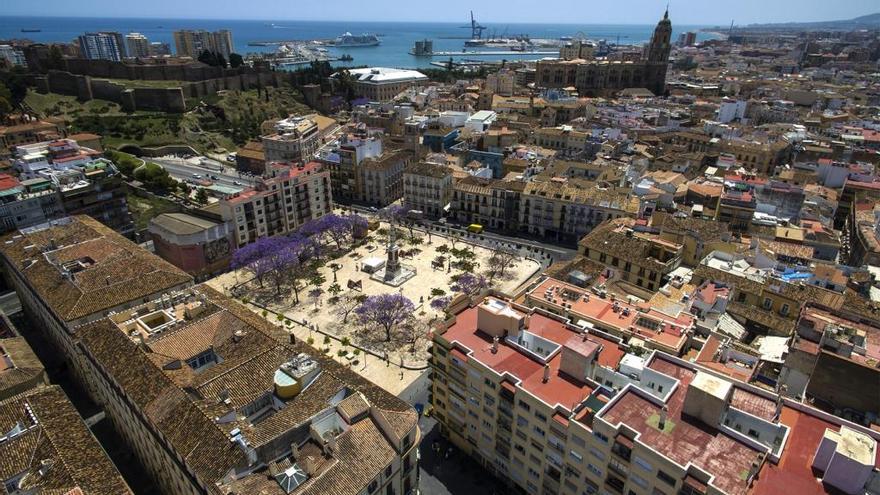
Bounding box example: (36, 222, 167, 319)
(459, 11, 487, 40)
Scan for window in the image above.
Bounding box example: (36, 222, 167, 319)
(518, 400, 531, 412)
(594, 432, 609, 444)
(569, 450, 583, 463)
(368, 480, 379, 493)
(633, 455, 652, 472)
(535, 411, 547, 422)
(780, 304, 790, 316)
(589, 448, 606, 461)
(630, 473, 648, 488)
(385, 465, 392, 478)
(657, 469, 676, 486)
(762, 297, 773, 310)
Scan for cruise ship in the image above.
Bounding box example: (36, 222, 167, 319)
(334, 32, 381, 47)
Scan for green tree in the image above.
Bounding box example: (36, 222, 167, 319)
(229, 53, 244, 68)
(195, 187, 209, 204)
(47, 45, 64, 70)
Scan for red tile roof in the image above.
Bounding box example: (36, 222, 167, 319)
(750, 406, 880, 495)
(600, 355, 763, 495)
(442, 304, 595, 409)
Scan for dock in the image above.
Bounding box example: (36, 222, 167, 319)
(413, 50, 558, 57)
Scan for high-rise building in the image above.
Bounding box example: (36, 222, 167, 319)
(77, 31, 126, 61)
(0, 44, 26, 67)
(148, 41, 171, 56)
(172, 29, 234, 59)
(124, 32, 150, 58)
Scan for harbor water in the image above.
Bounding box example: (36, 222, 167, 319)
(1, 16, 721, 69)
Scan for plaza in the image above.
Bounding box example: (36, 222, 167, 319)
(206, 218, 541, 394)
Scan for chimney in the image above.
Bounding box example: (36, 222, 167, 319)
(105, 276, 111, 286)
(775, 386, 786, 419)
(289, 333, 296, 345)
(659, 404, 669, 430)
(291, 442, 300, 459)
(301, 455, 317, 476)
(747, 455, 763, 485)
(491, 336, 499, 354)
(325, 435, 338, 455)
(542, 364, 550, 383)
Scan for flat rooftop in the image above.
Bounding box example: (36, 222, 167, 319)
(751, 406, 880, 495)
(441, 301, 624, 410)
(526, 277, 693, 352)
(600, 355, 763, 495)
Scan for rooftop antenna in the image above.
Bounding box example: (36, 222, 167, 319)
(729, 19, 734, 36)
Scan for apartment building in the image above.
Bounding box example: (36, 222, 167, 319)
(780, 306, 880, 418)
(533, 127, 591, 154)
(77, 31, 126, 61)
(362, 150, 410, 206)
(2, 140, 132, 236)
(453, 177, 524, 233)
(0, 215, 420, 495)
(0, 120, 66, 153)
(692, 250, 846, 337)
(430, 294, 880, 495)
(520, 180, 638, 244)
(403, 161, 453, 219)
(262, 116, 324, 164)
(220, 161, 332, 246)
(525, 276, 695, 355)
(125, 32, 150, 58)
(172, 29, 234, 58)
(578, 218, 684, 295)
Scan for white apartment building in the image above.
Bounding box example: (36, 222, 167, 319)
(220, 161, 332, 246)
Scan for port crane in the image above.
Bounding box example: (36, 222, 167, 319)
(460, 11, 487, 39)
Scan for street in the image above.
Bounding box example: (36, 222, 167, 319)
(418, 416, 508, 495)
(152, 155, 256, 190)
(338, 203, 578, 269)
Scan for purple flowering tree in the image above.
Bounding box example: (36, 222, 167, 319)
(322, 214, 353, 250)
(231, 236, 284, 287)
(451, 272, 488, 297)
(430, 296, 452, 311)
(347, 214, 369, 239)
(354, 293, 415, 342)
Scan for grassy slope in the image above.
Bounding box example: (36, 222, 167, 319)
(27, 85, 314, 154)
(126, 193, 180, 230)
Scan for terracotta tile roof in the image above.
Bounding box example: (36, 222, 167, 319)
(74, 284, 417, 492)
(0, 386, 131, 494)
(0, 216, 193, 322)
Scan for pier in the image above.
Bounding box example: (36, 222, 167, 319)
(412, 50, 558, 57)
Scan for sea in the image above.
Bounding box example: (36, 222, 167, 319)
(1, 16, 721, 69)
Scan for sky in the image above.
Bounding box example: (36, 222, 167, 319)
(3, 0, 878, 25)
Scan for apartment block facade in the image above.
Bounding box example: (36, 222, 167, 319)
(220, 161, 332, 246)
(403, 162, 453, 219)
(430, 294, 880, 495)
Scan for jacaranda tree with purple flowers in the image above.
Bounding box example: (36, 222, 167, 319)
(231, 236, 285, 288)
(451, 272, 488, 297)
(354, 293, 415, 342)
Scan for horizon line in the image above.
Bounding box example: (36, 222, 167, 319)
(0, 13, 740, 28)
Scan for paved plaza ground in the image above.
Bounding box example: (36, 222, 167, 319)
(207, 222, 541, 396)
